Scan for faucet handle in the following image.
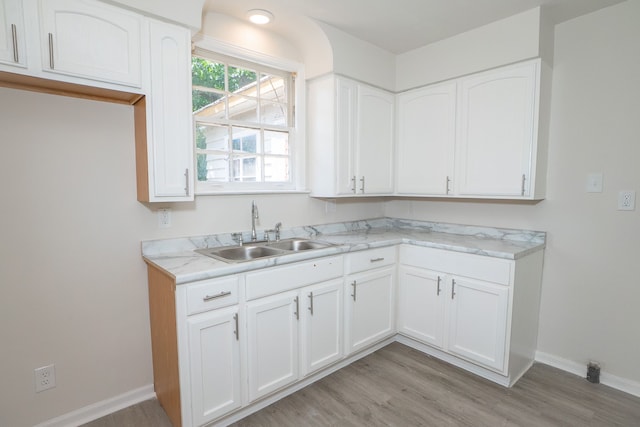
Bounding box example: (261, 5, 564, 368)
(231, 232, 243, 246)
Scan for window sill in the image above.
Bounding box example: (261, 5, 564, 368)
(195, 189, 311, 196)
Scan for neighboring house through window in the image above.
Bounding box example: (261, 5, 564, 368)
(192, 48, 297, 193)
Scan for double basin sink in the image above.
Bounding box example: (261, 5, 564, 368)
(195, 238, 336, 263)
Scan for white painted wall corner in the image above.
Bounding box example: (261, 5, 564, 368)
(33, 385, 155, 427)
(535, 351, 640, 398)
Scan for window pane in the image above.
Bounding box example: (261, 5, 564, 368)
(260, 74, 286, 102)
(197, 153, 229, 182)
(192, 57, 225, 90)
(232, 156, 260, 182)
(196, 123, 229, 151)
(263, 130, 288, 155)
(228, 66, 257, 92)
(229, 95, 258, 122)
(232, 127, 260, 153)
(261, 101, 287, 126)
(264, 157, 289, 182)
(193, 90, 225, 117)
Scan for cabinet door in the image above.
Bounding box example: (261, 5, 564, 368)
(335, 77, 357, 195)
(146, 20, 194, 201)
(356, 84, 395, 194)
(457, 61, 538, 197)
(345, 266, 395, 354)
(447, 276, 509, 372)
(396, 82, 456, 195)
(38, 0, 142, 87)
(0, 0, 25, 67)
(187, 306, 242, 426)
(397, 266, 445, 348)
(301, 279, 343, 376)
(247, 291, 299, 401)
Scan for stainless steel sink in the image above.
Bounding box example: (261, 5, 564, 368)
(195, 238, 335, 263)
(267, 238, 333, 251)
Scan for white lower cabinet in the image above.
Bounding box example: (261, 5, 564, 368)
(344, 247, 396, 354)
(247, 278, 344, 402)
(398, 265, 509, 373)
(301, 279, 343, 376)
(246, 290, 299, 401)
(187, 305, 242, 426)
(397, 266, 445, 348)
(397, 244, 543, 382)
(447, 276, 509, 371)
(150, 243, 542, 426)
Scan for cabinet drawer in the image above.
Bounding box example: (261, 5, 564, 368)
(399, 245, 512, 285)
(345, 246, 396, 274)
(186, 276, 239, 315)
(246, 256, 343, 300)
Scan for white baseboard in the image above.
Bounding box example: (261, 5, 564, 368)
(535, 351, 640, 398)
(34, 384, 156, 427)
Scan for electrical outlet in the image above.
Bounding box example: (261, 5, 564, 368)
(158, 208, 172, 228)
(35, 364, 56, 392)
(618, 190, 636, 211)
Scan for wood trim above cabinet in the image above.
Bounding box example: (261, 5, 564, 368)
(0, 70, 143, 104)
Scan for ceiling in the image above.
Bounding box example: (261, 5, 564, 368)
(203, 0, 624, 53)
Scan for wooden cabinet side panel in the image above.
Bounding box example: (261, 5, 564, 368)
(147, 264, 181, 427)
(134, 96, 150, 202)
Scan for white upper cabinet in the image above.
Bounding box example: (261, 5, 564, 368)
(308, 75, 394, 197)
(140, 19, 194, 201)
(0, 0, 26, 67)
(355, 84, 395, 194)
(38, 0, 142, 87)
(396, 82, 456, 195)
(456, 60, 539, 198)
(395, 59, 547, 200)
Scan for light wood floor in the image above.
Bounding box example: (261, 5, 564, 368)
(82, 342, 640, 427)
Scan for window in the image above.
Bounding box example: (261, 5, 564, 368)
(192, 50, 296, 193)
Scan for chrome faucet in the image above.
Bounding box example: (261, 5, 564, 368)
(251, 200, 259, 242)
(275, 222, 282, 241)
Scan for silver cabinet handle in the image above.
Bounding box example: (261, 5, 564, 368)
(308, 292, 314, 315)
(351, 176, 357, 193)
(48, 33, 54, 69)
(360, 176, 365, 193)
(202, 291, 231, 302)
(351, 280, 357, 302)
(184, 169, 190, 196)
(436, 276, 442, 296)
(521, 174, 526, 196)
(294, 296, 299, 320)
(451, 279, 456, 300)
(11, 24, 18, 63)
(233, 313, 239, 340)
(446, 176, 451, 195)
(370, 257, 384, 263)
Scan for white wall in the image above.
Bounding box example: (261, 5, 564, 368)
(386, 0, 640, 385)
(396, 7, 545, 91)
(0, 87, 384, 426)
(316, 21, 396, 91)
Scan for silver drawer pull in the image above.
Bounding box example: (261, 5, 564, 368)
(370, 257, 385, 263)
(48, 33, 54, 69)
(203, 291, 231, 302)
(11, 24, 18, 63)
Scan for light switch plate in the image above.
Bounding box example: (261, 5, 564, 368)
(586, 173, 603, 193)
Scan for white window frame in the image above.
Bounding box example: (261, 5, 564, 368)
(192, 35, 306, 195)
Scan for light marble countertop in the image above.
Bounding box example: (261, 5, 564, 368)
(142, 218, 546, 285)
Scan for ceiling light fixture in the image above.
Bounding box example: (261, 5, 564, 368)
(247, 9, 274, 25)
